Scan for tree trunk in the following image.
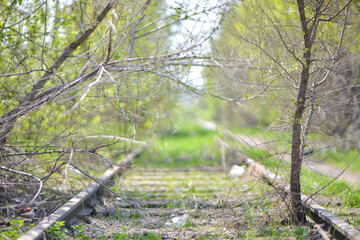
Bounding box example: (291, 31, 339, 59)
(290, 0, 314, 223)
(290, 66, 309, 223)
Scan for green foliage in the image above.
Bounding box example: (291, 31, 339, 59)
(47, 221, 66, 240)
(109, 232, 162, 240)
(1, 219, 25, 239)
(207, 0, 360, 144)
(72, 224, 90, 239)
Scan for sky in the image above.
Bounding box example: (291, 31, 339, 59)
(166, 0, 225, 89)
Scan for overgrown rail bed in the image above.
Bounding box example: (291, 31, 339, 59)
(6, 125, 360, 239)
(18, 166, 341, 239)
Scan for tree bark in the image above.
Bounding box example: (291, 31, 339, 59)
(290, 67, 309, 223)
(290, 0, 313, 223)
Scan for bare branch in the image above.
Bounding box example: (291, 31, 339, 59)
(0, 69, 64, 84)
(76, 135, 146, 145)
(67, 65, 105, 113)
(319, 0, 353, 22)
(24, 0, 116, 102)
(0, 0, 117, 145)
(146, 69, 271, 102)
(0, 165, 43, 205)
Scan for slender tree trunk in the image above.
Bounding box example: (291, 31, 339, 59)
(290, 0, 313, 223)
(290, 66, 309, 223)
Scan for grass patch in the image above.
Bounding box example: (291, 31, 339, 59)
(230, 126, 360, 173)
(138, 122, 360, 207)
(103, 122, 359, 238)
(140, 121, 218, 168)
(230, 126, 290, 142)
(315, 148, 360, 173)
(103, 232, 162, 240)
(243, 145, 360, 208)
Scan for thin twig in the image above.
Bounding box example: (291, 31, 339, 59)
(0, 165, 42, 205)
(76, 135, 145, 145)
(0, 69, 64, 84)
(305, 151, 360, 203)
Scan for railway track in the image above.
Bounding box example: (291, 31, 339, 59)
(244, 157, 360, 240)
(17, 151, 360, 239)
(17, 147, 145, 240)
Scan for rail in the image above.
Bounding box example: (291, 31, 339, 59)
(18, 146, 148, 240)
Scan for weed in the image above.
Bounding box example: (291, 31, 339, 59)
(294, 225, 308, 239)
(347, 218, 360, 226)
(110, 232, 162, 240)
(47, 221, 66, 239)
(115, 208, 122, 220)
(1, 218, 25, 239)
(129, 211, 142, 219)
(184, 220, 195, 227)
(72, 224, 89, 239)
(243, 204, 255, 219)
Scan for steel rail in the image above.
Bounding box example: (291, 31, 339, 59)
(244, 157, 360, 240)
(18, 146, 148, 240)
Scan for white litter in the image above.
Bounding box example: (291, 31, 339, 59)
(164, 214, 189, 227)
(197, 119, 217, 130)
(229, 165, 246, 178)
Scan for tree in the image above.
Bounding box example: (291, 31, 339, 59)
(210, 0, 359, 223)
(0, 0, 231, 205)
(291, 0, 357, 223)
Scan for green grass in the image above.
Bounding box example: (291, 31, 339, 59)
(243, 146, 360, 208)
(315, 148, 360, 173)
(140, 121, 218, 168)
(126, 121, 360, 235)
(139, 122, 360, 208)
(230, 126, 290, 141)
(137, 122, 360, 208)
(231, 126, 360, 173)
